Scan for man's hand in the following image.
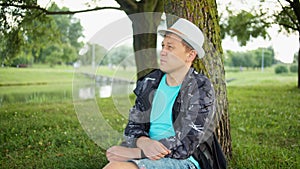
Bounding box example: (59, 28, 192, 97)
(136, 137, 171, 160)
(106, 146, 141, 162)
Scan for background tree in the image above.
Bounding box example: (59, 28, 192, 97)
(0, 0, 160, 75)
(220, 0, 300, 88)
(254, 47, 275, 68)
(0, 0, 53, 64)
(79, 43, 107, 66)
(164, 0, 232, 157)
(225, 47, 275, 69)
(293, 52, 299, 63)
(104, 45, 135, 69)
(0, 1, 83, 66)
(44, 44, 63, 67)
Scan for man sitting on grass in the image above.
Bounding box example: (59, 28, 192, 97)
(104, 18, 216, 169)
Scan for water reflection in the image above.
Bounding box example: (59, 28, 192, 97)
(79, 87, 95, 100)
(0, 76, 135, 105)
(75, 74, 136, 100)
(99, 85, 112, 98)
(78, 83, 135, 99)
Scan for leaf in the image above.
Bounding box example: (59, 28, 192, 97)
(238, 127, 246, 132)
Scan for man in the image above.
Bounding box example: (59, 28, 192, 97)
(104, 18, 215, 169)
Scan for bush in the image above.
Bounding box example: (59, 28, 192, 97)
(290, 64, 298, 73)
(11, 56, 31, 67)
(275, 65, 288, 74)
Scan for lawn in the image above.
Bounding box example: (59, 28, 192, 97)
(227, 85, 299, 168)
(0, 66, 299, 168)
(0, 65, 74, 86)
(225, 67, 297, 86)
(0, 101, 107, 168)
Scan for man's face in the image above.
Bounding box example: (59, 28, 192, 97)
(160, 33, 190, 74)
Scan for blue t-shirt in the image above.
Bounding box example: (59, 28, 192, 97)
(149, 74, 200, 169)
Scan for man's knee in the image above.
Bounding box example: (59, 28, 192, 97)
(103, 162, 119, 169)
(103, 161, 138, 169)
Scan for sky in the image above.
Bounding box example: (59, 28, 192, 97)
(38, 0, 298, 63)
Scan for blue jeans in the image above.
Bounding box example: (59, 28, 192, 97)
(130, 158, 197, 169)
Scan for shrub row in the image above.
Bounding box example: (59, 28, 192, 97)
(275, 64, 298, 74)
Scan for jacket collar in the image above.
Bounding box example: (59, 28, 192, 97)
(180, 67, 196, 90)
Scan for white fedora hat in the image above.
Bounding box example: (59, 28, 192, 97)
(158, 18, 205, 58)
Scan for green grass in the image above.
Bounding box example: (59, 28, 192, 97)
(0, 101, 107, 168)
(96, 66, 136, 81)
(225, 67, 297, 86)
(227, 85, 299, 168)
(226, 67, 299, 168)
(76, 65, 137, 82)
(0, 65, 299, 168)
(0, 85, 72, 104)
(0, 66, 74, 86)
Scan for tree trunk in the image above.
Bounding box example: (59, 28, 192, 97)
(164, 0, 232, 158)
(298, 40, 300, 89)
(130, 12, 161, 79)
(289, 0, 300, 88)
(116, 0, 163, 79)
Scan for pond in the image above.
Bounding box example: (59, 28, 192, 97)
(0, 75, 136, 105)
(73, 74, 135, 100)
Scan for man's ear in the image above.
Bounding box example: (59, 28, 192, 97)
(187, 50, 197, 62)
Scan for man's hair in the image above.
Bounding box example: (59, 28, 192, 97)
(181, 39, 193, 52)
(181, 39, 199, 61)
(164, 32, 199, 61)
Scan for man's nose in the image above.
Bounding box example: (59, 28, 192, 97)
(160, 48, 167, 56)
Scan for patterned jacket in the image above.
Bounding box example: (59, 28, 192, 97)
(122, 67, 215, 159)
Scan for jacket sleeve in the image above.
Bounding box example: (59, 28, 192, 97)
(159, 77, 215, 159)
(121, 79, 151, 148)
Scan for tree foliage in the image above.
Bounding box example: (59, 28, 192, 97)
(274, 3, 298, 33)
(78, 43, 106, 66)
(220, 0, 300, 88)
(0, 1, 83, 66)
(221, 10, 270, 46)
(220, 0, 299, 45)
(103, 45, 135, 69)
(225, 47, 275, 68)
(275, 65, 289, 74)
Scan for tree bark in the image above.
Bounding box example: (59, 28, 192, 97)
(298, 37, 300, 89)
(130, 12, 162, 79)
(164, 0, 232, 158)
(116, 0, 163, 79)
(285, 0, 300, 88)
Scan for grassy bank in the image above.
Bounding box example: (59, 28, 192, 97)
(226, 67, 299, 168)
(0, 66, 299, 168)
(0, 66, 74, 104)
(228, 85, 299, 168)
(0, 66, 74, 86)
(225, 67, 297, 86)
